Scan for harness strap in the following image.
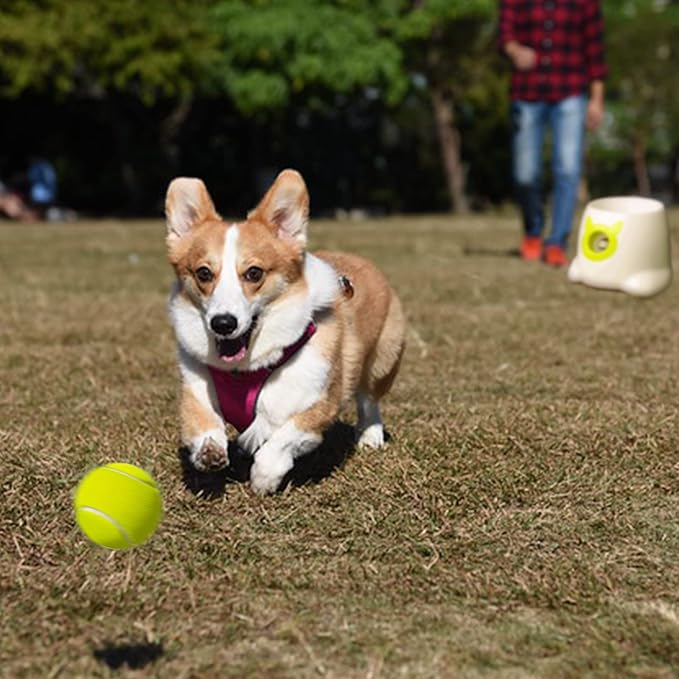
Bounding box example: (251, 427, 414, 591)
(208, 322, 317, 433)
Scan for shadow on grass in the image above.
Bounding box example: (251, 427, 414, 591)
(287, 421, 357, 489)
(179, 421, 357, 497)
(463, 245, 520, 258)
(178, 441, 250, 500)
(93, 641, 163, 670)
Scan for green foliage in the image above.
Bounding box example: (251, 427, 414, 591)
(387, 0, 497, 101)
(213, 0, 407, 113)
(0, 0, 221, 102)
(1, 0, 677, 208)
(602, 0, 679, 153)
(603, 0, 679, 22)
(395, 0, 495, 40)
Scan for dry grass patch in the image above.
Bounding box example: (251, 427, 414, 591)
(1, 211, 678, 678)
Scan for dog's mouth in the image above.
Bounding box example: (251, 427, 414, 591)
(215, 317, 258, 363)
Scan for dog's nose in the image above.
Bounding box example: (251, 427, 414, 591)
(210, 313, 238, 336)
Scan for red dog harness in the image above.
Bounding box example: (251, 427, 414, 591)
(208, 323, 317, 433)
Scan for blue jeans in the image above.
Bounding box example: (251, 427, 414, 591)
(511, 95, 587, 249)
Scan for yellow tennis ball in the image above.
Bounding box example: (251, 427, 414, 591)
(74, 463, 163, 550)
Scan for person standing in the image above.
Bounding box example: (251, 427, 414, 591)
(499, 0, 607, 266)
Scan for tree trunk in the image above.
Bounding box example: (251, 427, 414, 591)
(430, 87, 469, 214)
(160, 97, 193, 169)
(632, 131, 651, 197)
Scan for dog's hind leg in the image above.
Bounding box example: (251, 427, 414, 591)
(355, 293, 405, 448)
(355, 392, 385, 449)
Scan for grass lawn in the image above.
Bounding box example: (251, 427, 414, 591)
(1, 209, 678, 678)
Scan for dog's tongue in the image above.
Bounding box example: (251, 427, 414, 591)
(217, 337, 247, 363)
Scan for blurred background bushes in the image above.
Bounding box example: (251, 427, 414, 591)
(0, 0, 676, 216)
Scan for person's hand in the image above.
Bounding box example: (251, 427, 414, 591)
(505, 42, 538, 71)
(586, 97, 605, 131)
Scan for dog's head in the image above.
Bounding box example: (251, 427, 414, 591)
(165, 169, 309, 365)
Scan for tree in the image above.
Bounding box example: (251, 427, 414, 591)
(394, 0, 496, 214)
(0, 0, 221, 101)
(212, 0, 407, 115)
(601, 0, 679, 196)
(212, 0, 497, 214)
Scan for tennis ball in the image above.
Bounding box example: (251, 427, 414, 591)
(74, 463, 163, 550)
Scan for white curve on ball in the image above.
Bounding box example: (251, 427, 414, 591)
(105, 466, 158, 490)
(78, 506, 133, 548)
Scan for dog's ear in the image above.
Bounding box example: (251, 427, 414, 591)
(250, 169, 309, 246)
(165, 178, 219, 243)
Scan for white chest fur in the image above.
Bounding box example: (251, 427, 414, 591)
(237, 342, 330, 453)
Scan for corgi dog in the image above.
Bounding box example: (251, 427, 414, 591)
(165, 169, 405, 494)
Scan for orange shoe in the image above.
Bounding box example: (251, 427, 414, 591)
(520, 236, 543, 261)
(543, 245, 568, 267)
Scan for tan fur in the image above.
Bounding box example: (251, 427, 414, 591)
(315, 250, 405, 406)
(180, 384, 222, 442)
(273, 250, 405, 439)
(248, 169, 310, 245)
(235, 218, 305, 294)
(170, 221, 228, 301)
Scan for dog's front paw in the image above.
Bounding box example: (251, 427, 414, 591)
(189, 429, 229, 471)
(250, 448, 294, 495)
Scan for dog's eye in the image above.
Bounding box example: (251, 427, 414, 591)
(244, 266, 264, 283)
(195, 266, 214, 283)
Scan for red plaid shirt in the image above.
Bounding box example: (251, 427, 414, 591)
(499, 0, 607, 102)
